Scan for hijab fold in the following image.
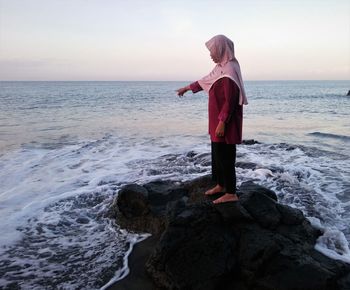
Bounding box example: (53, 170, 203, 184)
(198, 35, 248, 105)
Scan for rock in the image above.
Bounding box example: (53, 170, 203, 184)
(184, 174, 215, 203)
(144, 180, 188, 211)
(277, 203, 304, 225)
(185, 150, 197, 158)
(214, 201, 253, 223)
(337, 272, 350, 289)
(116, 184, 149, 218)
(347, 90, 350, 96)
(193, 152, 211, 166)
(146, 203, 238, 290)
(242, 139, 260, 145)
(239, 180, 278, 201)
(112, 177, 350, 290)
(239, 191, 281, 229)
(75, 216, 90, 224)
(235, 161, 257, 169)
(110, 180, 189, 235)
(253, 250, 340, 290)
(237, 224, 284, 281)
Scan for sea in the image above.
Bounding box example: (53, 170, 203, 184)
(0, 80, 349, 289)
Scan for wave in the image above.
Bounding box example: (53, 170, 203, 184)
(308, 132, 350, 142)
(1, 135, 350, 288)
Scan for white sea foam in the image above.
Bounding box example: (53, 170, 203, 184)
(0, 134, 207, 251)
(237, 143, 350, 264)
(0, 133, 211, 289)
(1, 135, 349, 289)
(1, 80, 350, 288)
(308, 216, 350, 263)
(315, 228, 350, 263)
(100, 232, 151, 290)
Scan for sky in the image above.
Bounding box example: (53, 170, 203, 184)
(0, 0, 349, 81)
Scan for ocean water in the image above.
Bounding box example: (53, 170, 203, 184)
(0, 80, 349, 289)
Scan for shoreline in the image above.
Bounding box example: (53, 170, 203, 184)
(106, 236, 157, 290)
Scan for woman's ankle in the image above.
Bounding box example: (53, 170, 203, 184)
(215, 184, 224, 190)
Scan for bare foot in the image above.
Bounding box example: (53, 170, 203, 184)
(205, 184, 224, 196)
(213, 193, 239, 204)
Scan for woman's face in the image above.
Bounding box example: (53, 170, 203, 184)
(210, 51, 220, 64)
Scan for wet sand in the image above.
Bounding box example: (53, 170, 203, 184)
(107, 236, 157, 290)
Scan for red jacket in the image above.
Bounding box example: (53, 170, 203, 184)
(190, 77, 243, 144)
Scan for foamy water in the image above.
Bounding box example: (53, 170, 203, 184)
(0, 81, 349, 289)
(237, 143, 350, 263)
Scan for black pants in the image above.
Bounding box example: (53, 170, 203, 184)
(211, 142, 237, 194)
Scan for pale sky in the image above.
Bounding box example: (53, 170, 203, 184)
(0, 0, 349, 81)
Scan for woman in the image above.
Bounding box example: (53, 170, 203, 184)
(176, 34, 248, 204)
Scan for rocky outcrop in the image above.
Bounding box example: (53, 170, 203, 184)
(242, 139, 260, 145)
(110, 176, 350, 290)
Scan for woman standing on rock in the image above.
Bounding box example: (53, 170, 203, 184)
(176, 34, 248, 204)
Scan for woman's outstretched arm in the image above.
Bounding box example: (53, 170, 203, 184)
(176, 85, 191, 96)
(176, 81, 203, 96)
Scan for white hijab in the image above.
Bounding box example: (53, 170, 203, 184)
(198, 35, 248, 105)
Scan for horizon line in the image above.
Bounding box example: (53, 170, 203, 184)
(1, 79, 350, 82)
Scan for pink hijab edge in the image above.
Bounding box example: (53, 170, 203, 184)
(198, 35, 248, 105)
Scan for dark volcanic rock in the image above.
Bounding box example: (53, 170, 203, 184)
(144, 180, 188, 210)
(117, 184, 149, 218)
(239, 191, 281, 229)
(277, 203, 305, 225)
(235, 161, 257, 169)
(110, 180, 190, 235)
(242, 139, 260, 145)
(192, 152, 211, 166)
(147, 203, 238, 290)
(112, 176, 350, 290)
(239, 180, 278, 201)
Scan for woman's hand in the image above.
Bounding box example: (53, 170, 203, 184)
(215, 121, 225, 137)
(176, 85, 190, 97)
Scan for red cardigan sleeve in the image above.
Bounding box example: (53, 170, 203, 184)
(218, 78, 240, 123)
(189, 81, 203, 93)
